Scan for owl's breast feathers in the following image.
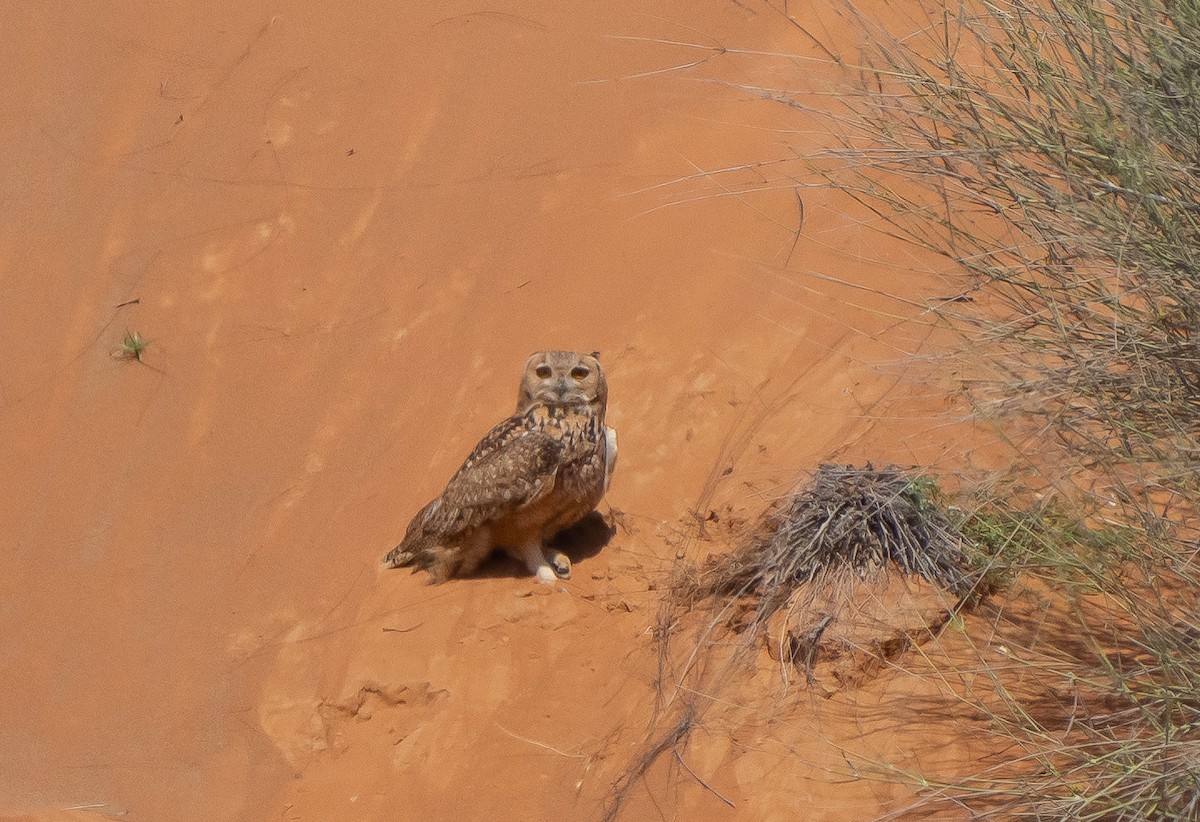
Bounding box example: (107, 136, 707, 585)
(386, 403, 609, 570)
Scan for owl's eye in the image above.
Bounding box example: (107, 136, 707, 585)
(535, 365, 552, 379)
(570, 365, 590, 380)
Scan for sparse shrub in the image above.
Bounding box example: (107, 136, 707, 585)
(805, 0, 1200, 816)
(820, 0, 1200, 521)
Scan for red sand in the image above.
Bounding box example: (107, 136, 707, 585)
(0, 2, 1006, 820)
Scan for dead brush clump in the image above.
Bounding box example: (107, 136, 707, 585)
(682, 464, 974, 608)
(673, 464, 978, 691)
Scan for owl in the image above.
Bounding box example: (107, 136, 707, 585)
(384, 350, 617, 583)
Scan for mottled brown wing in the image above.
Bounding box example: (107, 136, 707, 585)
(384, 416, 562, 568)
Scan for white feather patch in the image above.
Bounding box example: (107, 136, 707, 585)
(603, 426, 618, 493)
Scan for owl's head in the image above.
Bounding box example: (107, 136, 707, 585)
(517, 350, 607, 416)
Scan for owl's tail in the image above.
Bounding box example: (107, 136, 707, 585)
(382, 543, 416, 568)
(385, 499, 442, 571)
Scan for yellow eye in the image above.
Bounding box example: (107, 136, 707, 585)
(535, 365, 552, 379)
(570, 365, 589, 380)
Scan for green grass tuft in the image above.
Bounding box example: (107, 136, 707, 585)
(114, 330, 148, 363)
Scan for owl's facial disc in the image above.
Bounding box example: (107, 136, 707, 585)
(536, 372, 581, 404)
(519, 351, 606, 414)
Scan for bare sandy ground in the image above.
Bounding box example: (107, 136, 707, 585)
(0, 2, 1005, 820)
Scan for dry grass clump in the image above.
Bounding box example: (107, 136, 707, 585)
(814, 0, 1200, 523)
(790, 0, 1200, 816)
(942, 495, 1200, 820)
(685, 464, 974, 613)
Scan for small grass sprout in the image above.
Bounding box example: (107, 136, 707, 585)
(114, 330, 149, 363)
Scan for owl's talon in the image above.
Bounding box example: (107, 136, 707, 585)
(535, 565, 558, 584)
(550, 553, 572, 580)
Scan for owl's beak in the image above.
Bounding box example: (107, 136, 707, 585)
(554, 379, 570, 399)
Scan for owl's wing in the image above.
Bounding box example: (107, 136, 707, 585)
(432, 416, 563, 531)
(386, 416, 563, 567)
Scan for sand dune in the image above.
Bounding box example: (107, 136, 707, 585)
(0, 2, 994, 819)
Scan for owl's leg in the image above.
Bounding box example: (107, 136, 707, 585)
(514, 540, 558, 584)
(455, 527, 494, 577)
(425, 554, 454, 585)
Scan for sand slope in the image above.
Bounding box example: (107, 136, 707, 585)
(0, 2, 990, 819)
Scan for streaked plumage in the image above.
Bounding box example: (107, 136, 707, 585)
(384, 351, 616, 583)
